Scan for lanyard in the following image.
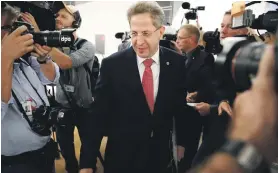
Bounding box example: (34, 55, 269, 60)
(18, 63, 46, 106)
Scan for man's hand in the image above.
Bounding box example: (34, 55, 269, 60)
(1, 25, 34, 61)
(21, 12, 40, 32)
(32, 43, 52, 61)
(79, 168, 94, 173)
(187, 91, 198, 103)
(218, 101, 233, 117)
(229, 45, 278, 163)
(177, 146, 185, 161)
(195, 102, 210, 116)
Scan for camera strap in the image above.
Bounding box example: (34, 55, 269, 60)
(9, 61, 49, 127)
(11, 90, 33, 127)
(58, 77, 78, 110)
(19, 63, 47, 106)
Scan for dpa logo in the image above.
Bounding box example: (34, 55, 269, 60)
(61, 36, 71, 43)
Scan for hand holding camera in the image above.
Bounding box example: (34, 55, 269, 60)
(21, 12, 40, 32)
(1, 25, 34, 62)
(31, 44, 52, 62)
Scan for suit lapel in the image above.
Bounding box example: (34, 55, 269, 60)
(124, 48, 151, 114)
(187, 47, 203, 73)
(153, 47, 172, 115)
(124, 47, 172, 115)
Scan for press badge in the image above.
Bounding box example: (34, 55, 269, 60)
(22, 100, 32, 116)
(64, 85, 75, 93)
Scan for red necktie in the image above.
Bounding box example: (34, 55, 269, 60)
(142, 59, 154, 113)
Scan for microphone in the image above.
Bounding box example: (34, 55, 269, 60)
(115, 32, 124, 39)
(182, 2, 190, 9)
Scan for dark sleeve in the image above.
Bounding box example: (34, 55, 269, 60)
(175, 55, 191, 147)
(204, 53, 215, 69)
(209, 104, 219, 116)
(213, 73, 237, 105)
(79, 58, 111, 169)
(196, 63, 215, 103)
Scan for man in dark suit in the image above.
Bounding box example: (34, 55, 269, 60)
(79, 2, 190, 173)
(175, 24, 215, 172)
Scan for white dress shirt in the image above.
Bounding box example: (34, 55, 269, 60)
(137, 48, 160, 101)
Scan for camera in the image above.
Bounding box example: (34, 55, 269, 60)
(182, 2, 205, 21)
(11, 21, 75, 47)
(203, 28, 223, 55)
(159, 26, 177, 51)
(214, 1, 278, 92)
(31, 106, 75, 136)
(115, 32, 131, 43)
(231, 1, 278, 33)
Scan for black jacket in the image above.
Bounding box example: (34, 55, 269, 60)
(185, 46, 215, 103)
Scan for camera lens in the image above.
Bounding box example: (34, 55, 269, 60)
(233, 42, 265, 91)
(32, 29, 75, 47)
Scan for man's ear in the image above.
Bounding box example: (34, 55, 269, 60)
(160, 26, 165, 38)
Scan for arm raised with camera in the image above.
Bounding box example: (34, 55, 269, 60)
(1, 26, 34, 104)
(31, 44, 59, 84)
(48, 40, 96, 69)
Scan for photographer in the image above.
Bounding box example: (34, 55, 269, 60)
(188, 44, 278, 173)
(1, 3, 59, 173)
(220, 10, 248, 39)
(22, 3, 97, 173)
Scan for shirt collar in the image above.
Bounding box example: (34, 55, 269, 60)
(137, 47, 160, 65)
(13, 58, 29, 70)
(186, 46, 197, 58)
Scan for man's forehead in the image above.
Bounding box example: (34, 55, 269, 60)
(222, 14, 232, 24)
(178, 28, 188, 36)
(130, 25, 155, 32)
(58, 9, 72, 16)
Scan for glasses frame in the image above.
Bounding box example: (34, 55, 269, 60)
(129, 27, 161, 39)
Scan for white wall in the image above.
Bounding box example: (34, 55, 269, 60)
(75, 1, 136, 62)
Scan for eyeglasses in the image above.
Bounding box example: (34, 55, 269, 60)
(129, 27, 161, 38)
(176, 36, 191, 40)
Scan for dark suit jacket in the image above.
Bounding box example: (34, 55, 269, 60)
(80, 47, 190, 172)
(185, 46, 215, 103)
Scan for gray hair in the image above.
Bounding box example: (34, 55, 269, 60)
(1, 3, 19, 24)
(180, 24, 200, 43)
(127, 1, 165, 28)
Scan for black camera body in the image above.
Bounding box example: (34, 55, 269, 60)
(160, 34, 177, 51)
(232, 8, 278, 33)
(213, 1, 278, 92)
(115, 32, 131, 43)
(185, 6, 205, 20)
(31, 105, 75, 136)
(163, 34, 177, 41)
(203, 28, 223, 55)
(182, 2, 205, 21)
(202, 2, 278, 92)
(11, 21, 75, 47)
